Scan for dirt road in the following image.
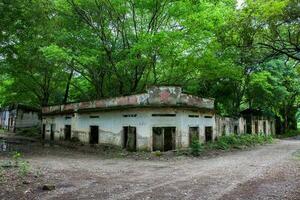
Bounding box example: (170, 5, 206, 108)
(1, 138, 300, 200)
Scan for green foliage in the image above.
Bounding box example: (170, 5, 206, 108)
(276, 130, 300, 139)
(190, 136, 203, 156)
(153, 151, 162, 157)
(207, 134, 273, 150)
(12, 151, 21, 166)
(18, 161, 30, 177)
(0, 0, 299, 131)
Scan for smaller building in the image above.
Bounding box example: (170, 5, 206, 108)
(215, 109, 275, 138)
(240, 109, 275, 135)
(215, 116, 246, 137)
(0, 104, 41, 132)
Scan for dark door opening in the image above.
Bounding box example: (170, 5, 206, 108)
(64, 125, 71, 141)
(90, 126, 99, 144)
(234, 125, 238, 135)
(189, 127, 199, 147)
(263, 121, 266, 134)
(123, 126, 136, 151)
(153, 127, 163, 151)
(42, 124, 46, 140)
(246, 118, 252, 134)
(205, 126, 212, 142)
(50, 124, 55, 141)
(164, 127, 175, 151)
(255, 121, 258, 134)
(152, 127, 176, 151)
(222, 125, 226, 136)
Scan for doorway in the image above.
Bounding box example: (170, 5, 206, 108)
(246, 118, 252, 134)
(50, 124, 55, 141)
(123, 126, 137, 151)
(152, 127, 176, 151)
(255, 121, 258, 134)
(42, 124, 46, 140)
(205, 126, 212, 142)
(263, 121, 266, 134)
(64, 125, 71, 141)
(90, 126, 99, 144)
(189, 127, 199, 146)
(234, 125, 238, 135)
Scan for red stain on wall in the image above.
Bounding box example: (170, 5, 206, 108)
(160, 90, 170, 102)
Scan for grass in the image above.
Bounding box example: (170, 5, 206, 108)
(276, 129, 300, 139)
(16, 127, 40, 138)
(190, 134, 274, 155)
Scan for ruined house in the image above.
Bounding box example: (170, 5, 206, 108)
(41, 86, 276, 151)
(240, 109, 276, 135)
(215, 109, 276, 137)
(42, 86, 215, 151)
(0, 104, 41, 133)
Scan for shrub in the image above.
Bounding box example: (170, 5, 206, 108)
(12, 151, 21, 166)
(18, 161, 30, 177)
(211, 134, 273, 151)
(153, 151, 162, 157)
(276, 130, 300, 139)
(190, 136, 203, 156)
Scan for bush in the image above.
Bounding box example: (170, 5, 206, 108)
(12, 151, 21, 166)
(276, 130, 300, 139)
(211, 134, 273, 150)
(18, 161, 30, 177)
(190, 136, 203, 156)
(153, 151, 162, 157)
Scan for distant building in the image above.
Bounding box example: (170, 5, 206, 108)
(41, 86, 276, 151)
(215, 109, 276, 137)
(240, 109, 276, 135)
(0, 104, 40, 132)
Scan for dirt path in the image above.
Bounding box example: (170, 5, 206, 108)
(1, 139, 300, 200)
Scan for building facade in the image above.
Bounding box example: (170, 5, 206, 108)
(42, 86, 276, 151)
(42, 86, 216, 151)
(0, 104, 40, 132)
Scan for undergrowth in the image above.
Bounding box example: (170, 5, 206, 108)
(276, 130, 300, 139)
(190, 134, 273, 156)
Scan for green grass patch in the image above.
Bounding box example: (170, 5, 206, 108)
(276, 130, 300, 139)
(188, 134, 273, 156)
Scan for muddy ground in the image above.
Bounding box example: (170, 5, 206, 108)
(0, 134, 299, 200)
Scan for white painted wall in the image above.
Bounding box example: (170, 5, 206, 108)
(43, 108, 215, 151)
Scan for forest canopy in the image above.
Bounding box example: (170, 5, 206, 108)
(0, 0, 299, 131)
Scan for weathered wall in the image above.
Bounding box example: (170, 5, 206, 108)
(42, 86, 215, 115)
(250, 117, 275, 135)
(215, 116, 275, 137)
(215, 116, 245, 137)
(43, 107, 216, 151)
(16, 110, 40, 128)
(0, 110, 9, 129)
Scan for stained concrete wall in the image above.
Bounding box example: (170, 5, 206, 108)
(42, 86, 214, 115)
(215, 117, 246, 137)
(216, 116, 275, 137)
(43, 107, 216, 151)
(16, 110, 40, 128)
(249, 117, 275, 135)
(0, 110, 9, 129)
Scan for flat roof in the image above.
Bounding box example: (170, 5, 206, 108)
(42, 86, 214, 115)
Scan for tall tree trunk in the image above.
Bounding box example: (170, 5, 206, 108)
(63, 69, 74, 104)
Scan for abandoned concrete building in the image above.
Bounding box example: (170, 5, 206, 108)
(0, 104, 40, 133)
(215, 109, 276, 137)
(42, 86, 276, 151)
